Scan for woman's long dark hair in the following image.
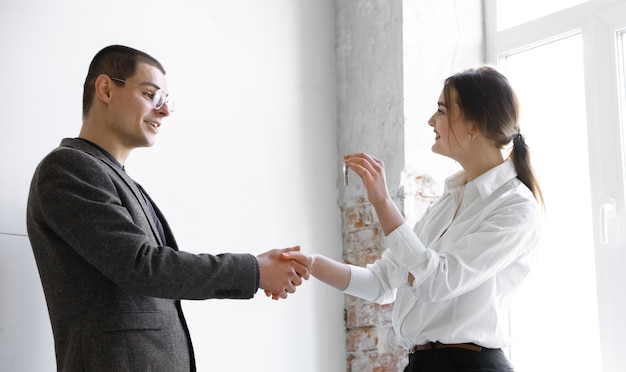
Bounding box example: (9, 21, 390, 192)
(444, 66, 544, 205)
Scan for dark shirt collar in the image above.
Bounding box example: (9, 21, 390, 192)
(74, 137, 124, 170)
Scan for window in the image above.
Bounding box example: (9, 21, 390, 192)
(486, 1, 626, 371)
(496, 0, 588, 30)
(500, 34, 602, 371)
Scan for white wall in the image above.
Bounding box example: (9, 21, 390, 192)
(0, 1, 345, 371)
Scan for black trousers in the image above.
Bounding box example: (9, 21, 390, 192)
(404, 347, 515, 372)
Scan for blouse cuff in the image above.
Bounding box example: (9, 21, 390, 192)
(343, 265, 382, 302)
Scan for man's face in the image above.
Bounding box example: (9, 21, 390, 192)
(106, 62, 171, 152)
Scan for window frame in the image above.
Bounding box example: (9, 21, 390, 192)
(485, 1, 626, 371)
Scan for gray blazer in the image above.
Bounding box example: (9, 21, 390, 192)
(27, 138, 258, 371)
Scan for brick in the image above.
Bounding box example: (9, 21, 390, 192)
(342, 227, 381, 254)
(348, 350, 408, 372)
(377, 350, 408, 371)
(342, 203, 378, 230)
(346, 301, 393, 328)
(346, 326, 379, 352)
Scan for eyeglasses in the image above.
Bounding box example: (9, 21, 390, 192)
(111, 77, 174, 112)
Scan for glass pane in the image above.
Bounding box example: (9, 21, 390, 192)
(497, 0, 588, 30)
(501, 34, 603, 372)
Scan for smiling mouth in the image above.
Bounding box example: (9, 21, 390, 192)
(145, 121, 160, 130)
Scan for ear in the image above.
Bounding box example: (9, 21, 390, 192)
(467, 122, 480, 140)
(94, 74, 113, 104)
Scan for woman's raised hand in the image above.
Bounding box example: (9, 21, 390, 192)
(344, 153, 391, 205)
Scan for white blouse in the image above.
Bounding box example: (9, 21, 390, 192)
(343, 160, 542, 349)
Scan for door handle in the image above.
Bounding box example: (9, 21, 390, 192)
(600, 197, 616, 245)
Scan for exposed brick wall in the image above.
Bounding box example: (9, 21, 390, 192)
(342, 200, 405, 372)
(341, 189, 437, 371)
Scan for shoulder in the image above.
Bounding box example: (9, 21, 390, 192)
(507, 177, 539, 208)
(36, 140, 114, 178)
(42, 140, 103, 166)
(31, 141, 121, 199)
(490, 177, 542, 229)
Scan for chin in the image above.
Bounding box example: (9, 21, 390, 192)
(431, 147, 451, 159)
(135, 141, 156, 149)
(143, 136, 157, 147)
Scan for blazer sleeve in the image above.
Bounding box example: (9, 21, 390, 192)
(28, 146, 258, 300)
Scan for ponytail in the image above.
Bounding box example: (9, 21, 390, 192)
(510, 132, 544, 205)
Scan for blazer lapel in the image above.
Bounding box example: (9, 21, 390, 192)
(60, 138, 165, 246)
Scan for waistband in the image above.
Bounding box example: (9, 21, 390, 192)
(409, 342, 482, 353)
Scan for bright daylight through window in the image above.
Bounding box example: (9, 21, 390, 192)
(488, 0, 626, 371)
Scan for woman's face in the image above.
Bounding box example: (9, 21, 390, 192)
(427, 87, 472, 161)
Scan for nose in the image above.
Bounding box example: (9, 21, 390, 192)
(427, 113, 436, 127)
(157, 103, 171, 117)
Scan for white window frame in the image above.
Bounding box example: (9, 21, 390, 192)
(485, 1, 626, 371)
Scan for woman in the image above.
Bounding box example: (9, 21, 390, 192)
(283, 66, 543, 371)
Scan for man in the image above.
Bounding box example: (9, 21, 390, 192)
(26, 45, 308, 371)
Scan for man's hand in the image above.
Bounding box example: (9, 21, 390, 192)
(256, 246, 309, 300)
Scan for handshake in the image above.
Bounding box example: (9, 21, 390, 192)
(256, 246, 315, 300)
(254, 153, 382, 300)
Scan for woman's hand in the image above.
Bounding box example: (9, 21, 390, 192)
(279, 250, 315, 272)
(344, 153, 391, 205)
(344, 152, 405, 236)
(280, 251, 351, 291)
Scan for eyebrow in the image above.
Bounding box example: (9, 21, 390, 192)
(438, 101, 447, 108)
(139, 82, 161, 90)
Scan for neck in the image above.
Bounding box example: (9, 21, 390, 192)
(458, 151, 504, 182)
(78, 125, 130, 165)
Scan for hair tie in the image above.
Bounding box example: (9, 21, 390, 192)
(512, 132, 527, 158)
(513, 132, 525, 146)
